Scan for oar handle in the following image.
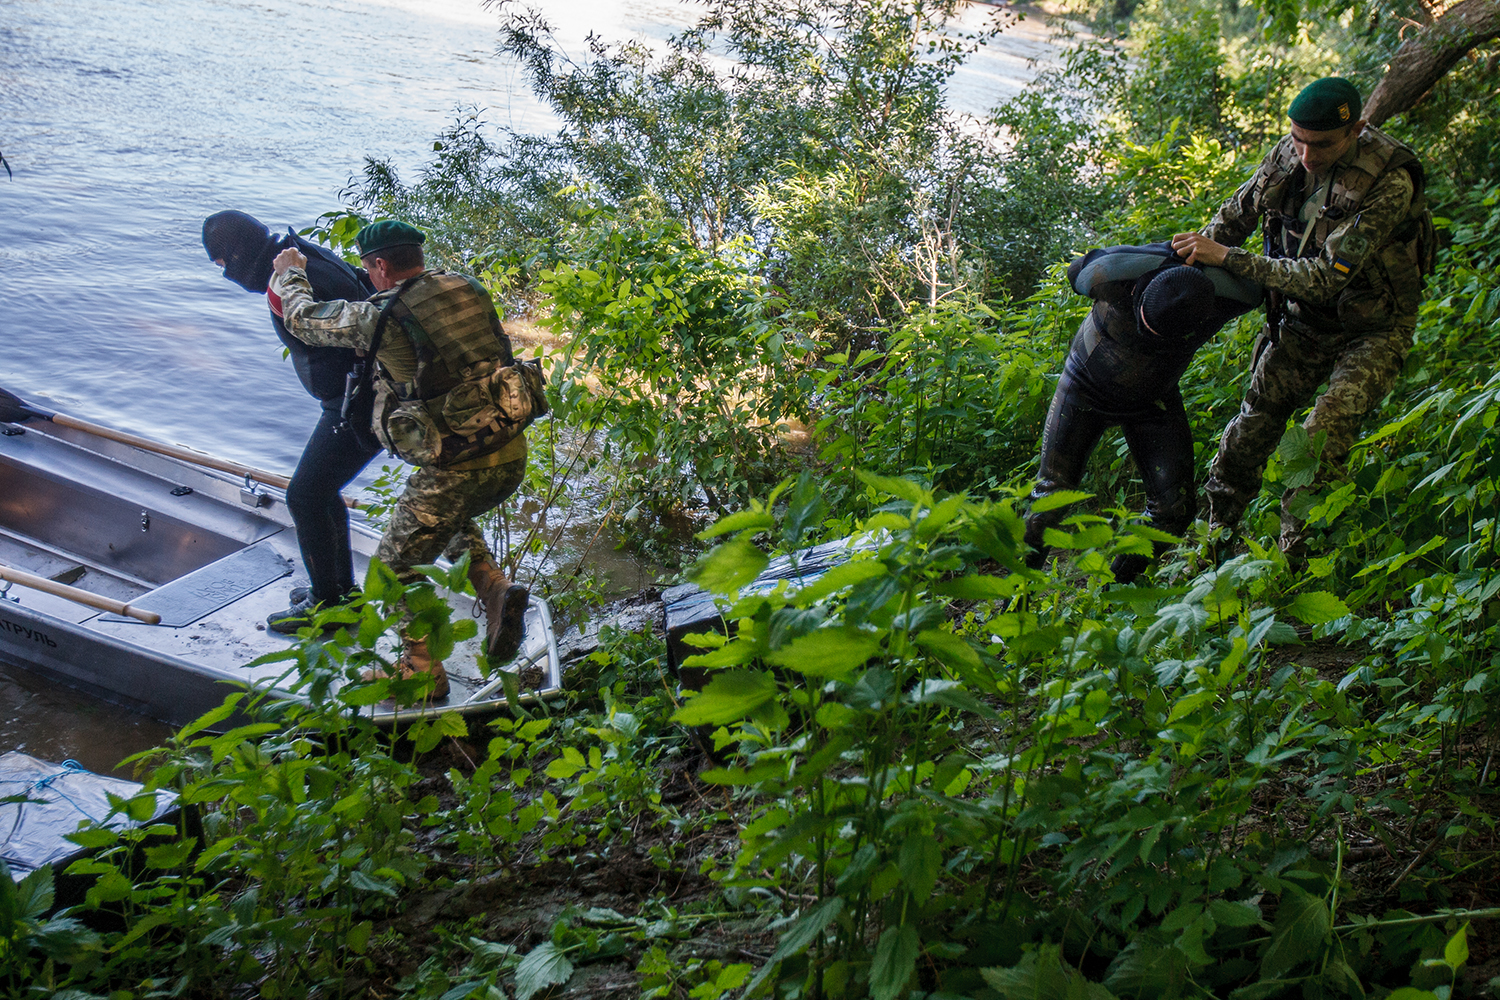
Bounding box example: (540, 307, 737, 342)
(2, 387, 361, 509)
(0, 563, 162, 625)
(48, 413, 294, 490)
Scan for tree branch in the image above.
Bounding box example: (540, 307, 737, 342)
(1363, 0, 1500, 126)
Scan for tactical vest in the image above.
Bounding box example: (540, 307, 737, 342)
(370, 271, 546, 468)
(1259, 126, 1434, 333)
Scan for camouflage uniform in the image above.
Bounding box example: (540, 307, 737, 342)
(271, 266, 527, 581)
(1202, 126, 1429, 550)
(376, 458, 526, 581)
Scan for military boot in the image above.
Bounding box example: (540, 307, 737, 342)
(360, 636, 449, 702)
(469, 559, 529, 664)
(1279, 491, 1312, 572)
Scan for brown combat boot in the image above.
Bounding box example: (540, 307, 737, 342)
(360, 636, 450, 702)
(468, 559, 529, 664)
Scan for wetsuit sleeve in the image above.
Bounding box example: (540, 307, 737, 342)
(269, 266, 380, 349)
(1069, 245, 1177, 297)
(1219, 168, 1414, 305)
(1203, 265, 1262, 306)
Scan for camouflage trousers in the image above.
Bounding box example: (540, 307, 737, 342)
(375, 457, 527, 582)
(1204, 320, 1411, 550)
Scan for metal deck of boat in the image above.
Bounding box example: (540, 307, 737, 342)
(0, 420, 562, 727)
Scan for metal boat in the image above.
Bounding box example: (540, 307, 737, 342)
(0, 416, 561, 727)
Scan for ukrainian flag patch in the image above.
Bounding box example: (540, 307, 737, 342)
(1333, 256, 1353, 274)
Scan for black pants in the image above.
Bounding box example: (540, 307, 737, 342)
(1024, 369, 1197, 584)
(285, 402, 381, 604)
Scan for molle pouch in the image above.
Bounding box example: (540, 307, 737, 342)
(515, 358, 549, 420)
(488, 364, 534, 425)
(375, 381, 443, 467)
(440, 375, 496, 437)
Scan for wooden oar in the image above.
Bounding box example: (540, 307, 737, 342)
(0, 562, 162, 625)
(0, 386, 359, 508)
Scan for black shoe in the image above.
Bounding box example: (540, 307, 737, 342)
(268, 598, 321, 635)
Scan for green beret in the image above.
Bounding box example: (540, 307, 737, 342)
(1287, 77, 1362, 131)
(356, 220, 426, 256)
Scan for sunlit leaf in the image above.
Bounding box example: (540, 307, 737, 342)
(697, 510, 776, 540)
(1031, 490, 1093, 514)
(691, 535, 769, 596)
(764, 628, 880, 680)
(856, 469, 929, 505)
(673, 670, 779, 725)
(1285, 591, 1350, 625)
(791, 560, 888, 608)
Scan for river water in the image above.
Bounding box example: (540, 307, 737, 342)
(0, 0, 1056, 773)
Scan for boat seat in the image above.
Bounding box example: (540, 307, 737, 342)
(99, 539, 293, 628)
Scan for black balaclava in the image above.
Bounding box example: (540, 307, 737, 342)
(1137, 265, 1216, 339)
(202, 210, 282, 293)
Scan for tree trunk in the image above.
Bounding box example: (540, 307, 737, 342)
(1362, 0, 1500, 125)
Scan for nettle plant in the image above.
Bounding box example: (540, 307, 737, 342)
(672, 473, 1485, 999)
(18, 564, 481, 998)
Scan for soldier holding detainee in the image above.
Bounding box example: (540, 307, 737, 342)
(1172, 77, 1433, 560)
(270, 220, 535, 701)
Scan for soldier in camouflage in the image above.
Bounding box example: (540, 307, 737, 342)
(270, 220, 531, 701)
(1171, 77, 1432, 558)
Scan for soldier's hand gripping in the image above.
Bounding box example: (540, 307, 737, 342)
(272, 247, 308, 275)
(1171, 233, 1230, 267)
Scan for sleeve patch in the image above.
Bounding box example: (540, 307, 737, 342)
(1339, 227, 1370, 258)
(1333, 257, 1354, 274)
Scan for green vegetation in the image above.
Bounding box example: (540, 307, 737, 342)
(9, 0, 1500, 996)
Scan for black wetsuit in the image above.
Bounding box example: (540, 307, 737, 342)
(253, 231, 381, 604)
(1024, 243, 1262, 582)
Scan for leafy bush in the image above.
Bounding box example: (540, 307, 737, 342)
(674, 471, 1500, 998)
(537, 209, 812, 513)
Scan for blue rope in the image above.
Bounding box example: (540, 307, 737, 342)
(0, 759, 103, 824)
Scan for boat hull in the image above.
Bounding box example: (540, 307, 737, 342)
(0, 420, 561, 727)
